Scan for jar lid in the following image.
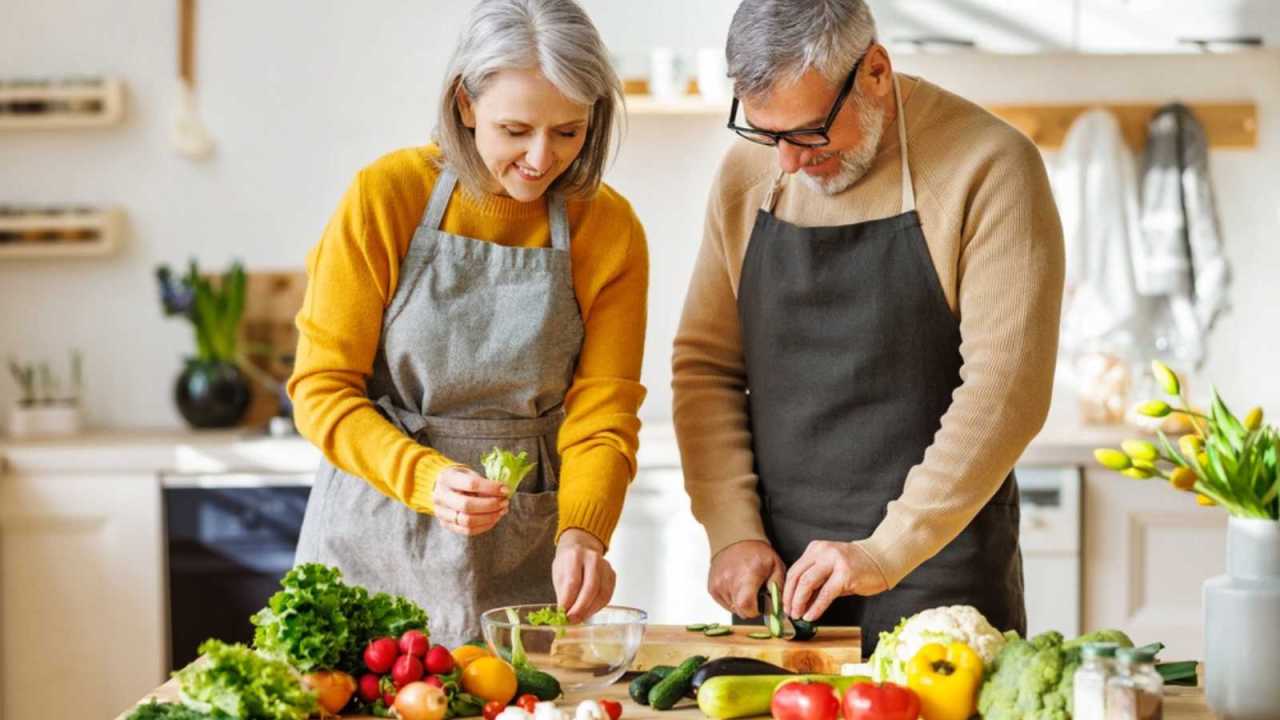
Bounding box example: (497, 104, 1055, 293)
(1115, 646, 1157, 663)
(1081, 642, 1120, 659)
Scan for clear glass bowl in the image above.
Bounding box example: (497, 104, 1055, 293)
(481, 604, 648, 693)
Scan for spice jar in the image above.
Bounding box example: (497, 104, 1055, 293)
(1106, 646, 1163, 720)
(1074, 642, 1119, 720)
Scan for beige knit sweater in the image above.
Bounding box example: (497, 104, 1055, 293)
(672, 74, 1066, 590)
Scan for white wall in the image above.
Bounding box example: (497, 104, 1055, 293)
(2, 1, 1278, 430)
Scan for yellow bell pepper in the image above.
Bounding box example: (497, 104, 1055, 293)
(906, 642, 984, 720)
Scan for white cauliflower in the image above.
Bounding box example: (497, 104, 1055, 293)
(868, 605, 1009, 684)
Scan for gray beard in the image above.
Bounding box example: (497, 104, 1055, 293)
(797, 97, 887, 196)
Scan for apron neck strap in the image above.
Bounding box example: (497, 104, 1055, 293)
(422, 165, 571, 252)
(423, 166, 460, 230)
(761, 74, 915, 214)
(893, 74, 915, 215)
(547, 193, 570, 252)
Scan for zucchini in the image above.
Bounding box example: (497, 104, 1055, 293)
(703, 626, 733, 637)
(697, 674, 871, 719)
(690, 657, 793, 694)
(629, 665, 675, 705)
(515, 664, 562, 701)
(649, 655, 707, 710)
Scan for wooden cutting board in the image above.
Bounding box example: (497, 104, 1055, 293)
(630, 625, 861, 674)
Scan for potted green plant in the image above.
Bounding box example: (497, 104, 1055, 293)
(155, 259, 251, 428)
(5, 351, 84, 438)
(1094, 361, 1278, 720)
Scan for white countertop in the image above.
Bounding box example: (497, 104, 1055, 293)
(0, 417, 1144, 475)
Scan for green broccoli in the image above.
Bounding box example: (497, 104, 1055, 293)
(978, 628, 1135, 720)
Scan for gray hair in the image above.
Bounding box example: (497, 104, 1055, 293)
(726, 0, 877, 100)
(434, 0, 624, 199)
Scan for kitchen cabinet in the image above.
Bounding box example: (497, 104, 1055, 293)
(1078, 0, 1280, 53)
(0, 470, 166, 720)
(1082, 467, 1227, 660)
(874, 1, 1078, 53)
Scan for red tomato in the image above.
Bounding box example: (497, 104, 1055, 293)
(516, 694, 540, 713)
(842, 681, 921, 720)
(483, 700, 506, 720)
(598, 698, 623, 720)
(771, 681, 841, 720)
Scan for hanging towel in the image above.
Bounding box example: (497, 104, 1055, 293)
(1050, 108, 1145, 358)
(1138, 103, 1231, 368)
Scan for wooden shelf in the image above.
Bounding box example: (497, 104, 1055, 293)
(985, 102, 1257, 150)
(0, 78, 125, 129)
(0, 208, 124, 258)
(626, 94, 726, 116)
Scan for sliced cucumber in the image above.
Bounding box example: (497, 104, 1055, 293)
(703, 626, 733, 637)
(686, 623, 710, 632)
(747, 631, 773, 640)
(766, 580, 785, 638)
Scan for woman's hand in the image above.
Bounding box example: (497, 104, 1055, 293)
(432, 466, 509, 535)
(553, 529, 616, 623)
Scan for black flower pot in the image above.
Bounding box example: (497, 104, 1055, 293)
(174, 359, 251, 428)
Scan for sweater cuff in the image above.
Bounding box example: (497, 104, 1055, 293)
(406, 454, 462, 515)
(855, 524, 917, 590)
(703, 504, 770, 560)
(556, 447, 630, 549)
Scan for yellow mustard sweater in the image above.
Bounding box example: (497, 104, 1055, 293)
(289, 145, 648, 546)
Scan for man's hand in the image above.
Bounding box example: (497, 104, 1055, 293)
(553, 528, 616, 623)
(783, 541, 888, 621)
(707, 540, 786, 619)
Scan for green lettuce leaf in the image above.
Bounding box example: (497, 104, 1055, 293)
(176, 640, 315, 720)
(482, 447, 537, 494)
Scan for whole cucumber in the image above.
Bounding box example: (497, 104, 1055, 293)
(629, 665, 675, 705)
(648, 655, 708, 710)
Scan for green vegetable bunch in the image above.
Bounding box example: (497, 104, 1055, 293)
(126, 700, 216, 720)
(977, 629, 1134, 720)
(251, 563, 429, 675)
(156, 259, 247, 365)
(175, 639, 316, 720)
(527, 606, 571, 627)
(482, 447, 537, 494)
(1094, 360, 1279, 520)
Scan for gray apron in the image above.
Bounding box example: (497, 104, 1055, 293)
(295, 166, 585, 648)
(736, 77, 1025, 656)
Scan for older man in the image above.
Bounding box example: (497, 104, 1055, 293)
(672, 0, 1065, 653)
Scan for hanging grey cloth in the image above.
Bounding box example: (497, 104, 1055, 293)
(1137, 103, 1230, 368)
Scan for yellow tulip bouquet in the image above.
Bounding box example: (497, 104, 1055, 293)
(1094, 361, 1279, 520)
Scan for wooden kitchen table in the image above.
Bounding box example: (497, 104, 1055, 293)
(116, 677, 1217, 719)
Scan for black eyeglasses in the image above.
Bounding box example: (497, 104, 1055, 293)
(726, 54, 865, 148)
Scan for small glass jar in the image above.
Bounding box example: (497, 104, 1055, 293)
(1106, 647, 1163, 720)
(1074, 642, 1119, 720)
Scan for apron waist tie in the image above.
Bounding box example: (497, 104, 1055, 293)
(374, 396, 566, 439)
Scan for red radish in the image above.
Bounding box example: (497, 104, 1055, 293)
(425, 644, 456, 675)
(364, 637, 399, 673)
(393, 653, 426, 687)
(400, 629, 430, 658)
(358, 673, 381, 703)
(384, 691, 397, 707)
(424, 675, 444, 689)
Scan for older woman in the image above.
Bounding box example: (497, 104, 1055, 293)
(291, 0, 647, 648)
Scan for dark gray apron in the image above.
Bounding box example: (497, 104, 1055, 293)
(295, 166, 585, 649)
(736, 77, 1025, 656)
